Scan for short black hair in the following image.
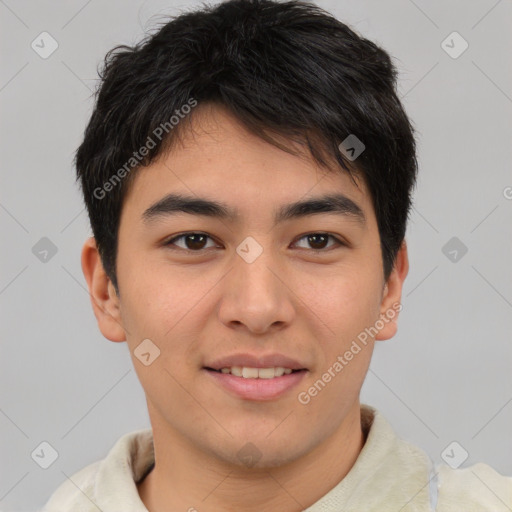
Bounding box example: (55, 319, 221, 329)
(76, 0, 418, 293)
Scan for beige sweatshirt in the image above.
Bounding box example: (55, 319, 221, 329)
(42, 404, 512, 511)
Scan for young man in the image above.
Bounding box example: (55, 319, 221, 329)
(43, 0, 511, 510)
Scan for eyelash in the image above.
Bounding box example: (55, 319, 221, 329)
(163, 232, 346, 252)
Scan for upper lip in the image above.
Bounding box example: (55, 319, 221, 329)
(205, 353, 307, 371)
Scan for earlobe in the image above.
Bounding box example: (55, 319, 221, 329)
(81, 237, 126, 342)
(375, 240, 409, 341)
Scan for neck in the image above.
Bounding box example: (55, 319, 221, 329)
(138, 402, 365, 512)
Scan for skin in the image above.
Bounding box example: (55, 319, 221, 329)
(82, 103, 408, 512)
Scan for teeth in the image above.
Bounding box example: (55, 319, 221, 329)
(231, 366, 243, 377)
(274, 367, 285, 377)
(242, 367, 259, 378)
(218, 366, 295, 378)
(258, 367, 277, 379)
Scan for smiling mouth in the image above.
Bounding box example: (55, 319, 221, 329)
(204, 366, 306, 379)
(203, 365, 308, 401)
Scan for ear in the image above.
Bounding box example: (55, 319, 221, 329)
(375, 240, 409, 341)
(81, 237, 126, 342)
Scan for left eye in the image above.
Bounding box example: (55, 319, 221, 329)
(294, 233, 343, 250)
(165, 232, 343, 251)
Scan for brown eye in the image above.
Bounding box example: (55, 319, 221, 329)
(164, 232, 344, 253)
(165, 233, 217, 251)
(294, 233, 343, 250)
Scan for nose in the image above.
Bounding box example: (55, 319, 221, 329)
(217, 245, 295, 335)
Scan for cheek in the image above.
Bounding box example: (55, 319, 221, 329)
(118, 260, 213, 380)
(118, 254, 197, 337)
(119, 271, 200, 401)
(295, 266, 383, 345)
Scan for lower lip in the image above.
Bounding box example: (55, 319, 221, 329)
(204, 369, 308, 401)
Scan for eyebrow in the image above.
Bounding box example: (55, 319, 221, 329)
(142, 193, 366, 226)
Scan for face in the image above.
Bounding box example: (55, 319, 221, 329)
(84, 103, 407, 469)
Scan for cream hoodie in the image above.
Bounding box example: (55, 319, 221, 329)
(42, 404, 512, 511)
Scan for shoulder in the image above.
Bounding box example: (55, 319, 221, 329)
(435, 462, 512, 511)
(42, 428, 153, 511)
(41, 460, 101, 511)
(363, 406, 512, 511)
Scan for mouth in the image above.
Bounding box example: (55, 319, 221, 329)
(204, 366, 304, 378)
(203, 366, 308, 401)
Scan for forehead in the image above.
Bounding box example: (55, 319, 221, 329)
(121, 103, 374, 224)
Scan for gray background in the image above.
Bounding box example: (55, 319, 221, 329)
(1, 0, 511, 510)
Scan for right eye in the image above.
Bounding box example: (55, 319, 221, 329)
(164, 232, 221, 252)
